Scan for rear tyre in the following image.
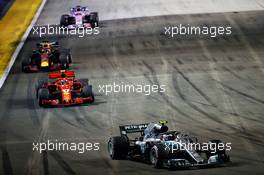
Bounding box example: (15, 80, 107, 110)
(38, 88, 50, 107)
(108, 136, 129, 160)
(22, 58, 30, 72)
(35, 79, 48, 98)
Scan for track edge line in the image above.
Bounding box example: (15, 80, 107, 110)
(0, 0, 47, 88)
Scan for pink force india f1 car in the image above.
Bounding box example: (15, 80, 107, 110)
(60, 5, 99, 29)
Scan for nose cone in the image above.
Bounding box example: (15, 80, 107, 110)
(62, 91, 71, 103)
(41, 60, 49, 67)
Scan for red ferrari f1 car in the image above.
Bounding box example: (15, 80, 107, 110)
(35, 70, 94, 107)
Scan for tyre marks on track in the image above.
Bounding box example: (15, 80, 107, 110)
(42, 151, 50, 175)
(215, 80, 264, 105)
(26, 77, 40, 126)
(52, 110, 81, 130)
(173, 63, 217, 107)
(1, 145, 14, 175)
(172, 67, 225, 125)
(224, 14, 264, 74)
(0, 74, 22, 175)
(49, 151, 77, 175)
(141, 60, 202, 124)
(0, 74, 20, 123)
(26, 110, 50, 175)
(198, 36, 264, 165)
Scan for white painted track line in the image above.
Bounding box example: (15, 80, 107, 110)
(0, 0, 47, 88)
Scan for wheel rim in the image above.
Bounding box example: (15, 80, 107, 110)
(108, 141, 113, 157)
(150, 149, 157, 165)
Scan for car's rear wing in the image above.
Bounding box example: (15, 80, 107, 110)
(37, 41, 59, 48)
(119, 123, 149, 136)
(49, 71, 75, 79)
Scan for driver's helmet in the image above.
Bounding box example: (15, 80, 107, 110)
(159, 120, 168, 126)
(43, 43, 48, 48)
(60, 79, 68, 85)
(61, 73, 66, 78)
(158, 120, 168, 133)
(76, 6, 81, 11)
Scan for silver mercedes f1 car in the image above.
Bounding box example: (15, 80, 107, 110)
(108, 121, 230, 169)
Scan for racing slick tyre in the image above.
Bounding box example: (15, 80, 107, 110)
(89, 12, 99, 27)
(78, 79, 89, 86)
(60, 14, 70, 26)
(61, 49, 72, 63)
(207, 139, 230, 162)
(51, 51, 60, 64)
(21, 58, 30, 72)
(83, 85, 94, 102)
(108, 136, 129, 160)
(38, 88, 50, 107)
(60, 55, 69, 69)
(67, 54, 72, 64)
(68, 16, 76, 25)
(208, 140, 225, 155)
(150, 144, 168, 169)
(35, 79, 48, 98)
(68, 54, 72, 64)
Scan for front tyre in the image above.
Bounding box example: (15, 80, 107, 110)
(78, 79, 89, 86)
(35, 79, 48, 98)
(88, 12, 99, 28)
(150, 144, 168, 168)
(22, 58, 30, 72)
(207, 139, 230, 162)
(61, 49, 72, 64)
(83, 85, 95, 103)
(38, 88, 50, 107)
(60, 55, 69, 69)
(60, 14, 70, 26)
